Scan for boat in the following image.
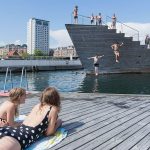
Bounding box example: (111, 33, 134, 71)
(66, 24, 150, 74)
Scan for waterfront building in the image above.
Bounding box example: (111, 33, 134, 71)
(53, 45, 78, 59)
(0, 44, 27, 57)
(6, 50, 22, 59)
(27, 18, 49, 55)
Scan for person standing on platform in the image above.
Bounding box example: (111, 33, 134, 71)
(73, 5, 78, 24)
(111, 42, 123, 63)
(111, 13, 117, 29)
(95, 15, 98, 25)
(98, 13, 102, 25)
(88, 54, 104, 76)
(90, 13, 94, 25)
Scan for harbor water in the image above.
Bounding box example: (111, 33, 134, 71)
(0, 70, 150, 94)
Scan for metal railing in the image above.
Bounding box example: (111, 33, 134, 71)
(106, 16, 139, 41)
(70, 13, 140, 42)
(71, 13, 107, 26)
(3, 67, 28, 92)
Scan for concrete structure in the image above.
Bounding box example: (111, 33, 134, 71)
(0, 59, 82, 72)
(66, 24, 150, 74)
(1, 92, 150, 149)
(27, 18, 49, 55)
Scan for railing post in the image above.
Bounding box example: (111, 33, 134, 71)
(9, 69, 13, 89)
(20, 67, 24, 87)
(138, 31, 139, 41)
(25, 68, 28, 90)
(71, 12, 73, 24)
(3, 67, 9, 92)
(106, 16, 108, 25)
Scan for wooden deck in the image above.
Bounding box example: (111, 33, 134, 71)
(1, 92, 150, 150)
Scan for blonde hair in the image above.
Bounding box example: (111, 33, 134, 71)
(40, 87, 60, 108)
(9, 88, 26, 116)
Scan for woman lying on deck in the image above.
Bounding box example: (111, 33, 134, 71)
(0, 88, 26, 127)
(0, 87, 62, 150)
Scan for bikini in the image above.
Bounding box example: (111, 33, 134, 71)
(0, 107, 51, 149)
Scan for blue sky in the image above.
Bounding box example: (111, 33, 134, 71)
(0, 0, 150, 48)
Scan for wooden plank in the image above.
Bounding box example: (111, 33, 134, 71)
(58, 111, 150, 150)
(1, 93, 150, 150)
(52, 98, 150, 150)
(62, 98, 149, 135)
(130, 133, 150, 150)
(111, 123, 150, 150)
(94, 114, 150, 150)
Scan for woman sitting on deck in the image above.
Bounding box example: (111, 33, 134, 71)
(0, 88, 26, 127)
(0, 87, 62, 150)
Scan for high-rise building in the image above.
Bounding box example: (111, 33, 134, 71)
(27, 18, 49, 55)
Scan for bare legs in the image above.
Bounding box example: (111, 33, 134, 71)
(114, 51, 119, 63)
(95, 67, 99, 76)
(0, 136, 21, 150)
(74, 18, 78, 24)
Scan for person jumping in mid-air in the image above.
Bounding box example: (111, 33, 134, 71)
(111, 42, 123, 63)
(88, 54, 104, 76)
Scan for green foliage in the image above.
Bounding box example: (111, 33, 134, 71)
(21, 52, 29, 58)
(34, 49, 43, 56)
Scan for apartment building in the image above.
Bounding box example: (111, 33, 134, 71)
(27, 18, 49, 55)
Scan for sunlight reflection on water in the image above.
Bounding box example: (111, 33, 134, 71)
(1, 71, 150, 94)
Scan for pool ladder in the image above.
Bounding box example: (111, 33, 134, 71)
(3, 67, 28, 92)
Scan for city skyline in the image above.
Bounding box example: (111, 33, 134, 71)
(0, 0, 150, 48)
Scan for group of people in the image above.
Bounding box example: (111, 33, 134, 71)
(90, 13, 116, 29)
(0, 87, 62, 150)
(90, 13, 102, 25)
(73, 6, 117, 29)
(88, 41, 123, 76)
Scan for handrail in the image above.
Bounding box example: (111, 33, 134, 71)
(20, 67, 28, 90)
(78, 14, 90, 19)
(3, 67, 13, 92)
(71, 13, 109, 27)
(3, 67, 28, 92)
(106, 15, 139, 41)
(70, 13, 140, 41)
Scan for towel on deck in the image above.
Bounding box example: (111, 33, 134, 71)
(15, 115, 67, 150)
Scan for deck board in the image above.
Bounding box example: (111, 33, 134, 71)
(1, 93, 150, 150)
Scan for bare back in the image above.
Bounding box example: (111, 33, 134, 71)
(111, 44, 120, 51)
(23, 103, 59, 136)
(0, 101, 15, 121)
(23, 104, 51, 127)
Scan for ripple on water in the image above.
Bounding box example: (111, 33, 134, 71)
(1, 71, 150, 94)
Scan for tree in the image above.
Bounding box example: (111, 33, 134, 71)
(21, 52, 29, 59)
(34, 49, 43, 56)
